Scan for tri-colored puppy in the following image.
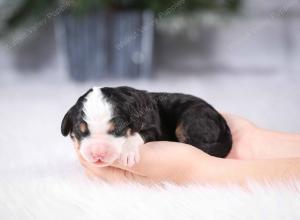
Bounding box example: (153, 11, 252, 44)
(61, 86, 232, 167)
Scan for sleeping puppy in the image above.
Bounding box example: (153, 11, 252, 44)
(61, 86, 232, 167)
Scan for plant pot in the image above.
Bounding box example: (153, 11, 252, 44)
(56, 10, 154, 81)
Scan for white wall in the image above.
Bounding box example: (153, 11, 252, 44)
(156, 0, 300, 74)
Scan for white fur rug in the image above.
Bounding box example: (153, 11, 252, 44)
(1, 175, 300, 219)
(1, 74, 300, 219)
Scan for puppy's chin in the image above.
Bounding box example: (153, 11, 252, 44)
(90, 160, 112, 167)
(81, 151, 120, 167)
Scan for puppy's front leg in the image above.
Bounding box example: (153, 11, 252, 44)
(121, 132, 144, 167)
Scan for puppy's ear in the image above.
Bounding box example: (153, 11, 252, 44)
(61, 110, 73, 136)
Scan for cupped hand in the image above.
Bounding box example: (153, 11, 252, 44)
(76, 141, 212, 185)
(76, 113, 260, 184)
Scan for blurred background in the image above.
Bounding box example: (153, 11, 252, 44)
(0, 2, 300, 213)
(0, 0, 300, 140)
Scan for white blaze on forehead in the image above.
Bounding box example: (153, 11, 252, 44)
(83, 87, 113, 134)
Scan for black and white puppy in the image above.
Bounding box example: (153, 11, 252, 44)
(61, 86, 232, 167)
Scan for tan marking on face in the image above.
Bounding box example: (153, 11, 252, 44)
(79, 122, 87, 133)
(126, 128, 133, 137)
(108, 122, 116, 134)
(175, 123, 187, 143)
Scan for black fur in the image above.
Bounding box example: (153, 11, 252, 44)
(61, 86, 232, 158)
(61, 89, 92, 141)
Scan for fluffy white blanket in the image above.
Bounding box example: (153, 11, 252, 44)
(1, 174, 300, 219)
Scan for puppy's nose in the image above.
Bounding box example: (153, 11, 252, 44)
(90, 148, 107, 161)
(81, 139, 111, 163)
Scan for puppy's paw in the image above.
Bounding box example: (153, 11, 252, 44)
(120, 147, 140, 167)
(120, 132, 144, 167)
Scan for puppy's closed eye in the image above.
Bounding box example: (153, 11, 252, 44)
(70, 132, 75, 139)
(108, 119, 128, 137)
(108, 126, 126, 137)
(108, 122, 116, 134)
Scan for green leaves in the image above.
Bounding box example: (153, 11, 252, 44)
(4, 0, 50, 29)
(1, 0, 241, 33)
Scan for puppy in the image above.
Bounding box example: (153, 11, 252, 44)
(61, 86, 232, 167)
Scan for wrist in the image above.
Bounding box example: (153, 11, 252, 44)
(228, 125, 261, 160)
(249, 127, 268, 159)
(251, 128, 300, 159)
(185, 151, 223, 184)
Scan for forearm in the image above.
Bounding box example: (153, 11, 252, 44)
(252, 129, 300, 159)
(118, 142, 300, 185)
(81, 141, 300, 186)
(189, 155, 300, 186)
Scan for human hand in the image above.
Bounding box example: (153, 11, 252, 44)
(76, 141, 212, 185)
(76, 113, 260, 183)
(75, 113, 300, 184)
(76, 137, 300, 186)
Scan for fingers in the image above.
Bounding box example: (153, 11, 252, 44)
(83, 164, 153, 185)
(75, 141, 209, 184)
(75, 146, 151, 184)
(111, 141, 209, 182)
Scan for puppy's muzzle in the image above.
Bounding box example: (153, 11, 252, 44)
(80, 138, 117, 164)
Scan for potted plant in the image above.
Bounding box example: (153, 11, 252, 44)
(58, 1, 156, 81)
(1, 0, 241, 81)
